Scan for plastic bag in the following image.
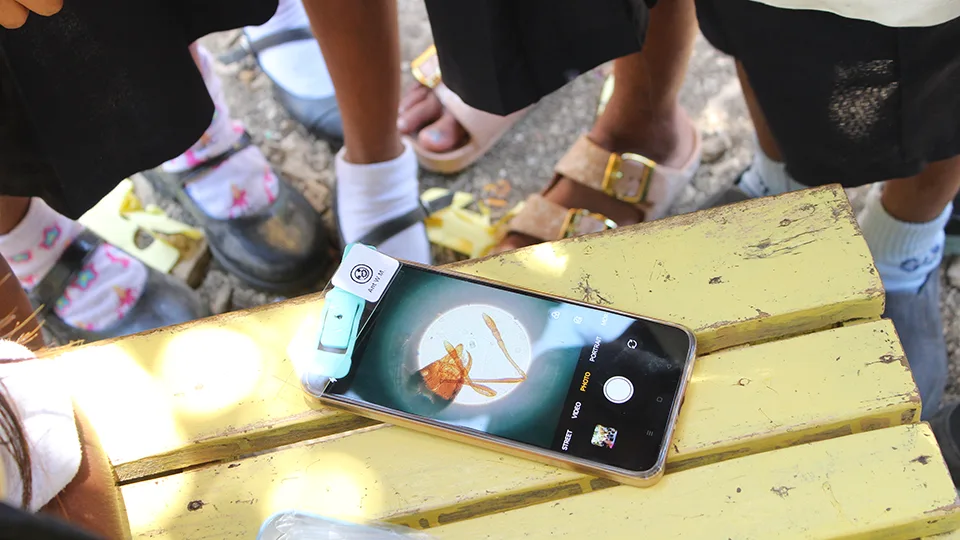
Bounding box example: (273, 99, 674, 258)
(258, 511, 437, 540)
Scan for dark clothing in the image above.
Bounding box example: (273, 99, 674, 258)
(0, 0, 277, 219)
(0, 502, 101, 540)
(696, 0, 960, 187)
(424, 0, 654, 116)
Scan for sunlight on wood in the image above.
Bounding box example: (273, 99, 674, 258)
(54, 343, 186, 468)
(451, 186, 884, 353)
(522, 242, 570, 278)
(668, 319, 918, 470)
(118, 320, 921, 538)
(159, 326, 265, 415)
(53, 185, 935, 538)
(432, 424, 960, 539)
(265, 450, 386, 520)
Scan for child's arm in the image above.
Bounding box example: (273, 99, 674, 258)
(0, 0, 63, 29)
(41, 406, 130, 540)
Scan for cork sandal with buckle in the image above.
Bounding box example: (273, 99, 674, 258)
(502, 133, 701, 247)
(407, 45, 531, 174)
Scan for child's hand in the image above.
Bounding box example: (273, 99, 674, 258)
(0, 0, 63, 29)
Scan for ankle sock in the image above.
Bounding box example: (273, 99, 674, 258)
(162, 45, 280, 220)
(0, 199, 147, 331)
(244, 0, 335, 100)
(858, 186, 951, 293)
(738, 145, 808, 197)
(335, 143, 431, 264)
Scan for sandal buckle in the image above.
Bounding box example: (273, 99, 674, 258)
(602, 153, 656, 204)
(411, 45, 442, 89)
(559, 209, 617, 240)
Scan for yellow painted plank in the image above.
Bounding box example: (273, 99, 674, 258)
(119, 321, 919, 538)
(55, 185, 882, 482)
(432, 424, 960, 540)
(45, 297, 376, 483)
(449, 185, 882, 353)
(928, 530, 960, 539)
(666, 319, 919, 471)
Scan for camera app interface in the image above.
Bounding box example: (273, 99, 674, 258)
(327, 265, 691, 472)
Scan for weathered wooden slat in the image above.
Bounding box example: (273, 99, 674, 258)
(448, 185, 883, 353)
(118, 320, 918, 538)
(432, 424, 960, 539)
(56, 186, 881, 483)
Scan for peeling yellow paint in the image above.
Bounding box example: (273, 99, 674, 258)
(118, 321, 921, 538)
(432, 425, 960, 539)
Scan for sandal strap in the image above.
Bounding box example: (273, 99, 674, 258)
(171, 132, 254, 188)
(354, 191, 455, 247)
(217, 27, 316, 64)
(555, 135, 658, 206)
(220, 27, 316, 64)
(508, 194, 616, 242)
(410, 44, 442, 89)
(29, 229, 102, 314)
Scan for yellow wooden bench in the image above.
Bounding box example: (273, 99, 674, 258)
(50, 185, 960, 539)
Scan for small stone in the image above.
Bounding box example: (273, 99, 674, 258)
(701, 134, 730, 164)
(237, 70, 256, 85)
(280, 131, 309, 152)
(301, 180, 331, 214)
(281, 155, 320, 184)
(947, 258, 960, 289)
(251, 72, 271, 91)
(210, 286, 232, 315)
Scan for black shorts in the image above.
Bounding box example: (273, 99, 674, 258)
(695, 0, 960, 187)
(425, 0, 654, 116)
(0, 0, 277, 219)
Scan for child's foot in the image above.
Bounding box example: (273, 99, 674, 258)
(398, 82, 468, 155)
(495, 106, 700, 253)
(334, 142, 431, 264)
(145, 45, 331, 293)
(234, 0, 342, 143)
(398, 45, 530, 174)
(0, 199, 207, 343)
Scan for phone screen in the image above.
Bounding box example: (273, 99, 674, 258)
(326, 264, 693, 473)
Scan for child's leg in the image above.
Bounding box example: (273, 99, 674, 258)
(303, 0, 429, 263)
(0, 200, 42, 349)
(242, 0, 341, 141)
(496, 0, 701, 253)
(245, 0, 335, 102)
(0, 195, 149, 333)
(168, 44, 281, 220)
(0, 45, 277, 340)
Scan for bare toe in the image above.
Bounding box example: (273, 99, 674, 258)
(399, 84, 431, 113)
(417, 111, 468, 153)
(398, 89, 443, 134)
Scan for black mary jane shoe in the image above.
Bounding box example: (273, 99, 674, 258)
(31, 230, 209, 344)
(142, 132, 332, 294)
(220, 28, 343, 146)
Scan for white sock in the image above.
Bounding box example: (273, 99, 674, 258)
(244, 0, 335, 100)
(738, 145, 808, 198)
(162, 45, 280, 220)
(858, 186, 951, 293)
(0, 199, 147, 331)
(335, 143, 431, 264)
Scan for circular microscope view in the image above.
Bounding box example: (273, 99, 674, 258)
(416, 304, 533, 406)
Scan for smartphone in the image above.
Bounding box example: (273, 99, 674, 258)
(314, 251, 696, 487)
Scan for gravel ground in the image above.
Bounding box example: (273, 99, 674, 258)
(136, 1, 959, 402)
